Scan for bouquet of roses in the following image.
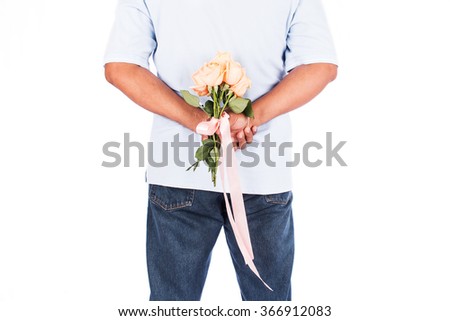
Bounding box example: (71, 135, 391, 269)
(180, 53, 271, 290)
(181, 52, 253, 186)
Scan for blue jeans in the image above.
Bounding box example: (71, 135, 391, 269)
(146, 184, 294, 301)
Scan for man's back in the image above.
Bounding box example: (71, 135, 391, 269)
(105, 0, 337, 193)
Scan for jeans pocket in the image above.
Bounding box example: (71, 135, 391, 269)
(149, 184, 195, 211)
(264, 191, 292, 205)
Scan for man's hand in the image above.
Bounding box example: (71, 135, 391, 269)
(228, 112, 257, 149)
(201, 112, 257, 149)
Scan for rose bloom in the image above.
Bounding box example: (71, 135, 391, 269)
(191, 52, 251, 97)
(230, 74, 251, 97)
(191, 61, 226, 96)
(224, 60, 245, 86)
(191, 84, 209, 96)
(211, 52, 232, 67)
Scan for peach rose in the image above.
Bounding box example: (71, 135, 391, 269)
(230, 74, 251, 97)
(191, 62, 225, 96)
(211, 52, 232, 67)
(191, 84, 209, 96)
(224, 60, 245, 86)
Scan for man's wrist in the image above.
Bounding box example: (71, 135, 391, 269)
(250, 106, 266, 128)
(185, 107, 209, 133)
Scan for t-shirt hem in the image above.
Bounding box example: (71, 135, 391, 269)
(103, 54, 150, 69)
(145, 175, 293, 195)
(285, 56, 338, 72)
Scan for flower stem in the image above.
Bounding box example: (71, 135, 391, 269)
(212, 88, 219, 118)
(219, 85, 225, 105)
(219, 93, 233, 117)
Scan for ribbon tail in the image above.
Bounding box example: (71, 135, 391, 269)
(247, 260, 273, 292)
(218, 114, 272, 291)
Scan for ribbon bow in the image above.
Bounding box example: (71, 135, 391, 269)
(196, 113, 272, 291)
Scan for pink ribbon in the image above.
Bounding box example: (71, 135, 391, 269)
(196, 113, 273, 291)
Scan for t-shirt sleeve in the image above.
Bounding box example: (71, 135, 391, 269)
(285, 0, 338, 72)
(103, 0, 156, 69)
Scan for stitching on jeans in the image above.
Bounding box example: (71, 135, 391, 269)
(150, 187, 195, 211)
(264, 192, 291, 205)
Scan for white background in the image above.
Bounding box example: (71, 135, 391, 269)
(1, 0, 449, 320)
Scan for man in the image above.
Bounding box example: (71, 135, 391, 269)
(104, 0, 337, 301)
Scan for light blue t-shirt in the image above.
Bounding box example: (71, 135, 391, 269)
(104, 0, 337, 194)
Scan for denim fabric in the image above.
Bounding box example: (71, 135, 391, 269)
(146, 184, 294, 301)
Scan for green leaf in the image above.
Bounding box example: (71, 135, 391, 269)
(195, 145, 212, 161)
(195, 146, 205, 161)
(228, 97, 250, 114)
(186, 161, 199, 171)
(204, 157, 216, 168)
(180, 90, 200, 107)
(210, 146, 220, 163)
(243, 100, 254, 118)
(202, 138, 215, 148)
(205, 146, 220, 168)
(203, 100, 214, 116)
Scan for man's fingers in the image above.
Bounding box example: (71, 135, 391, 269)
(237, 131, 246, 149)
(244, 127, 253, 144)
(228, 125, 257, 150)
(225, 124, 258, 150)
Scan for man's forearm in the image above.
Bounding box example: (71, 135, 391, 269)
(252, 63, 338, 127)
(104, 62, 207, 132)
(105, 62, 337, 132)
